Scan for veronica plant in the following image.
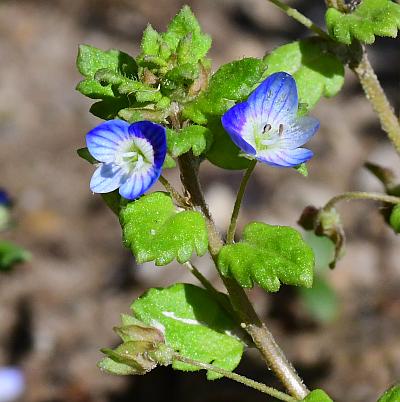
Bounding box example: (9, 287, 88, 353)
(76, 2, 400, 401)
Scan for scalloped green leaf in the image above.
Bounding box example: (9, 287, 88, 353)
(183, 57, 267, 124)
(378, 385, 400, 402)
(302, 389, 333, 402)
(0, 241, 31, 272)
(264, 38, 345, 113)
(163, 5, 211, 61)
(218, 222, 314, 292)
(76, 44, 137, 100)
(132, 283, 244, 380)
(166, 125, 213, 157)
(326, 0, 400, 45)
(120, 192, 208, 265)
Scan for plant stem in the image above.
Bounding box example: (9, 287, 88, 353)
(173, 354, 298, 402)
(267, 0, 330, 39)
(226, 160, 257, 244)
(322, 191, 400, 212)
(159, 175, 189, 208)
(184, 261, 220, 296)
(178, 152, 309, 399)
(350, 50, 400, 156)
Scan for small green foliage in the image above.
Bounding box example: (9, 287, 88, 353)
(389, 204, 400, 233)
(218, 222, 314, 292)
(0, 241, 31, 272)
(183, 57, 267, 124)
(326, 0, 400, 45)
(77, 147, 97, 164)
(163, 6, 212, 62)
(132, 283, 244, 380)
(299, 276, 339, 323)
(264, 39, 345, 113)
(166, 125, 213, 157)
(295, 163, 309, 177)
(302, 389, 333, 402)
(120, 192, 208, 265)
(378, 384, 400, 402)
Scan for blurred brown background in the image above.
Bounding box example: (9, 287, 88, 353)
(0, 1, 399, 401)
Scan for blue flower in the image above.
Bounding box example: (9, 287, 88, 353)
(221, 72, 320, 167)
(0, 367, 25, 402)
(86, 120, 166, 200)
(0, 189, 11, 207)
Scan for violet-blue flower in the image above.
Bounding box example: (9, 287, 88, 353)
(86, 120, 166, 200)
(221, 72, 320, 167)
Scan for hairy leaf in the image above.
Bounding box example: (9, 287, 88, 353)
(183, 57, 267, 124)
(120, 192, 208, 265)
(218, 222, 314, 292)
(378, 385, 400, 402)
(167, 126, 213, 157)
(326, 0, 400, 45)
(132, 283, 244, 379)
(264, 38, 345, 113)
(302, 389, 333, 402)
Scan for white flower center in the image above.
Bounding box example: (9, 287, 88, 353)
(254, 122, 284, 151)
(114, 137, 154, 174)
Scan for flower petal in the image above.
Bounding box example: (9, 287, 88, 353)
(248, 72, 298, 126)
(256, 147, 313, 167)
(119, 167, 160, 200)
(90, 163, 125, 193)
(221, 102, 257, 155)
(278, 116, 320, 149)
(86, 119, 130, 163)
(129, 121, 167, 170)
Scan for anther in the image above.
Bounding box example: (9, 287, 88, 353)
(278, 124, 284, 136)
(263, 123, 272, 134)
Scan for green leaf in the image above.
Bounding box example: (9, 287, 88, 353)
(132, 283, 244, 379)
(264, 38, 345, 113)
(77, 147, 97, 164)
(90, 97, 130, 120)
(326, 0, 400, 45)
(163, 6, 212, 61)
(378, 385, 400, 402)
(76, 45, 137, 102)
(77, 44, 137, 79)
(218, 222, 314, 292)
(183, 57, 266, 124)
(299, 276, 339, 323)
(120, 192, 208, 265)
(0, 241, 31, 272)
(163, 154, 176, 169)
(167, 126, 213, 157)
(205, 117, 251, 170)
(389, 204, 400, 233)
(302, 389, 333, 402)
(141, 24, 162, 56)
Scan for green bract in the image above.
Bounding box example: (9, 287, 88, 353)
(326, 0, 400, 45)
(378, 385, 400, 402)
(132, 283, 244, 380)
(166, 125, 213, 157)
(264, 39, 345, 114)
(302, 389, 333, 402)
(218, 222, 314, 292)
(389, 204, 400, 233)
(120, 192, 208, 265)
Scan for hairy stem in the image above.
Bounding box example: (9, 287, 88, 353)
(178, 152, 308, 399)
(159, 175, 188, 207)
(322, 191, 400, 212)
(226, 160, 257, 244)
(173, 354, 298, 402)
(267, 0, 330, 39)
(350, 50, 400, 155)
